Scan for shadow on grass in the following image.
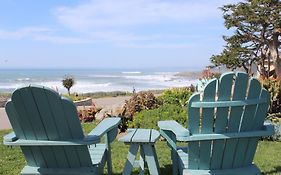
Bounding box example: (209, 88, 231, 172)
(110, 165, 281, 175)
(262, 166, 281, 175)
(159, 164, 173, 175)
(110, 164, 173, 175)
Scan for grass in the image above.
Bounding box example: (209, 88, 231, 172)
(0, 124, 281, 175)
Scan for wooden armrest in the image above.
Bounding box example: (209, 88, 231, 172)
(88, 117, 121, 137)
(3, 132, 18, 142)
(178, 124, 274, 142)
(158, 120, 190, 141)
(4, 118, 121, 146)
(3, 135, 100, 146)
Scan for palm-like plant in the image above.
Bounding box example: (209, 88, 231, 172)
(62, 76, 75, 95)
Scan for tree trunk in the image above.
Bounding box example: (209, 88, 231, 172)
(68, 89, 70, 95)
(269, 34, 281, 78)
(260, 46, 269, 78)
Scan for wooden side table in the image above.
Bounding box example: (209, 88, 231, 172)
(119, 129, 160, 175)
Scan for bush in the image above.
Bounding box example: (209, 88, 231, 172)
(264, 113, 281, 141)
(78, 106, 102, 123)
(158, 87, 193, 107)
(272, 123, 281, 141)
(260, 78, 281, 114)
(197, 68, 221, 91)
(128, 104, 188, 129)
(123, 92, 161, 118)
(263, 121, 281, 142)
(201, 68, 221, 79)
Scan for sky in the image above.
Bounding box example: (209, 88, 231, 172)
(0, 0, 238, 69)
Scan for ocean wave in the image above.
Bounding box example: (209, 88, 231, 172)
(124, 75, 174, 82)
(0, 81, 113, 93)
(89, 75, 121, 78)
(16, 78, 31, 81)
(39, 81, 113, 93)
(154, 72, 179, 75)
(0, 84, 20, 89)
(121, 71, 141, 74)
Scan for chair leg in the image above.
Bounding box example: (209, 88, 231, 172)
(143, 144, 159, 175)
(122, 144, 139, 175)
(171, 149, 179, 175)
(152, 145, 160, 171)
(106, 148, 112, 175)
(139, 145, 145, 175)
(105, 134, 113, 175)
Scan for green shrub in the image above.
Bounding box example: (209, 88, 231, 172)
(123, 92, 161, 118)
(260, 78, 281, 114)
(128, 104, 188, 129)
(264, 113, 281, 141)
(158, 87, 193, 107)
(117, 92, 161, 132)
(197, 69, 221, 91)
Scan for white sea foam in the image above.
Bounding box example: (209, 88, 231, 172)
(121, 71, 141, 74)
(89, 74, 121, 78)
(0, 84, 22, 89)
(16, 78, 31, 81)
(39, 81, 113, 93)
(0, 81, 114, 93)
(124, 74, 174, 82)
(154, 72, 179, 75)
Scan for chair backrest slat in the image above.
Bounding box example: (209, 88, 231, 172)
(187, 72, 270, 170)
(30, 86, 60, 140)
(187, 93, 200, 169)
(233, 78, 261, 168)
(5, 85, 92, 168)
(199, 79, 217, 169)
(41, 86, 83, 139)
(21, 147, 37, 167)
(221, 72, 249, 169)
(210, 72, 234, 169)
(5, 102, 25, 139)
(243, 89, 270, 166)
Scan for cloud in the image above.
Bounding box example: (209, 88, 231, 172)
(120, 43, 193, 49)
(54, 0, 233, 31)
(32, 34, 93, 44)
(0, 27, 54, 39)
(0, 27, 95, 44)
(0, 0, 238, 47)
(50, 0, 237, 47)
(0, 27, 208, 47)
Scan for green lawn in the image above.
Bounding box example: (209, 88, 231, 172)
(0, 124, 280, 175)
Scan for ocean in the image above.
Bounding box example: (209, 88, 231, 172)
(0, 68, 198, 93)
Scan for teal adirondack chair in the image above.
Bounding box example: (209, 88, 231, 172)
(158, 72, 274, 175)
(3, 85, 121, 175)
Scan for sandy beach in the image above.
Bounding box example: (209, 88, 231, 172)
(0, 96, 131, 130)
